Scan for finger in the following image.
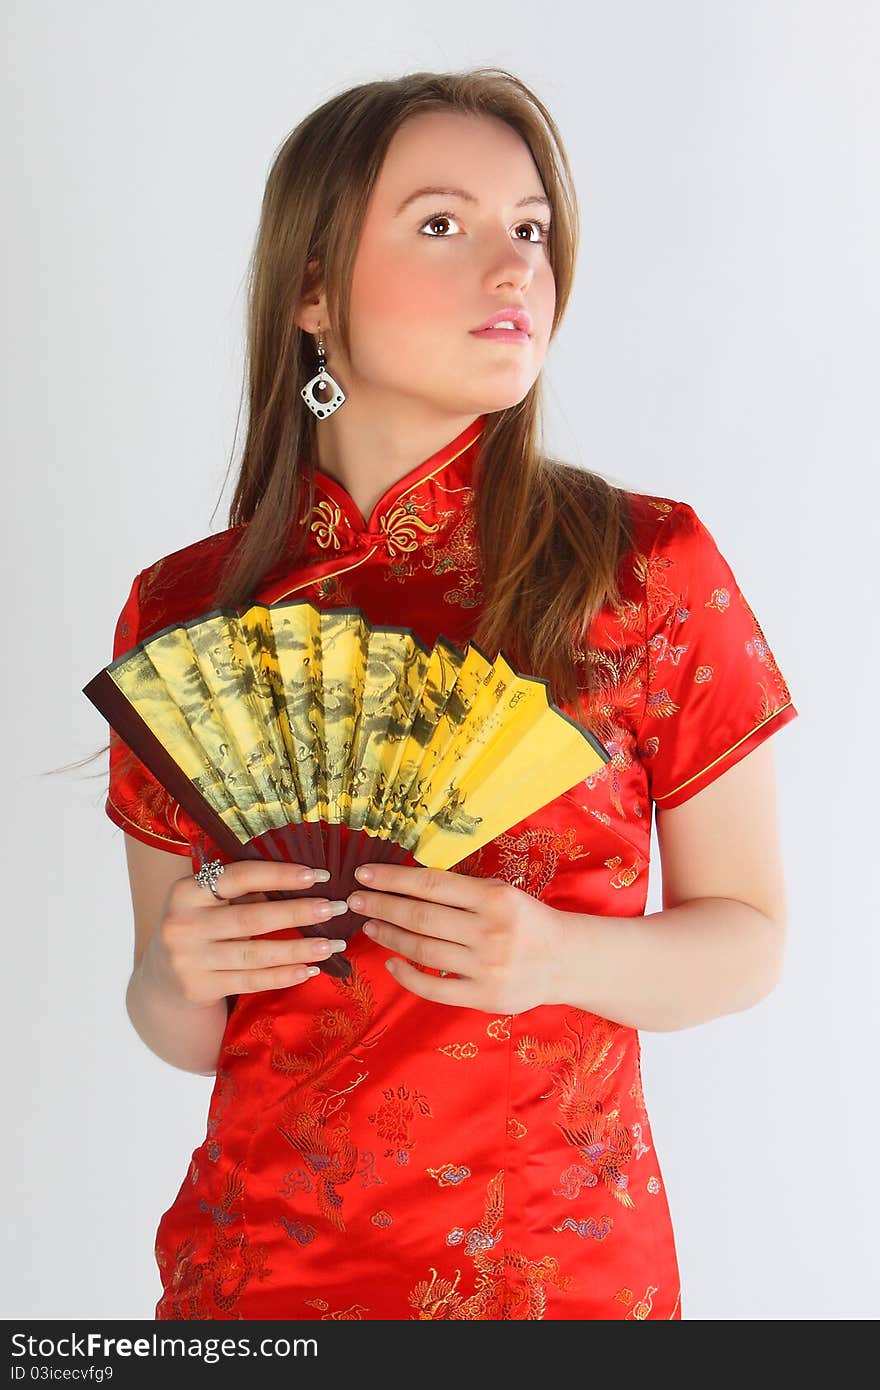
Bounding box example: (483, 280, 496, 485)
(186, 859, 329, 908)
(213, 933, 348, 973)
(215, 961, 327, 995)
(382, 955, 472, 1006)
(347, 888, 476, 946)
(362, 919, 471, 976)
(207, 896, 350, 940)
(352, 862, 494, 911)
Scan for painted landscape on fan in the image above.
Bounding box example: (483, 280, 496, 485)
(83, 598, 610, 978)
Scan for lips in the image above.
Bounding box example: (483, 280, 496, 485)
(470, 308, 532, 335)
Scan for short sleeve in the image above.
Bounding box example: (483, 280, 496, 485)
(105, 571, 194, 857)
(637, 501, 799, 809)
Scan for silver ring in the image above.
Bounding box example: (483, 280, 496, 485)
(194, 858, 227, 901)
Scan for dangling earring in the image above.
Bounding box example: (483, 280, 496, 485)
(300, 323, 346, 419)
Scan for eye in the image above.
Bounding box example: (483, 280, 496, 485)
(418, 211, 551, 243)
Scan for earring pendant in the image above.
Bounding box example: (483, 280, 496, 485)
(301, 327, 346, 419)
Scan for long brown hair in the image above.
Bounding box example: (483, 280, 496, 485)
(56, 67, 636, 788)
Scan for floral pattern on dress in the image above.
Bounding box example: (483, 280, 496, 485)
(103, 416, 798, 1319)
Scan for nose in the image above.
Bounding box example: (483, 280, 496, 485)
(483, 231, 537, 291)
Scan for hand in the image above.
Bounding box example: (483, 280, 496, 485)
(143, 860, 349, 1007)
(346, 862, 563, 1014)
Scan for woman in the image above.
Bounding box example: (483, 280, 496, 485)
(103, 69, 798, 1320)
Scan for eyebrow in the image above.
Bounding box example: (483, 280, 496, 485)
(395, 185, 552, 217)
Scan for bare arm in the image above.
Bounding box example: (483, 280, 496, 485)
(123, 837, 230, 1075)
(120, 835, 348, 1074)
(127, 955, 229, 1076)
(549, 740, 790, 1030)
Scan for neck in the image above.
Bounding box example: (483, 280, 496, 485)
(312, 395, 481, 523)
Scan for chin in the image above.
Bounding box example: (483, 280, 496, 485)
(475, 382, 539, 413)
(460, 372, 539, 408)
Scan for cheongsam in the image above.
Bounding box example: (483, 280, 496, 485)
(104, 414, 798, 1320)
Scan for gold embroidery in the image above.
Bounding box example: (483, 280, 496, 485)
(321, 1304, 369, 1320)
(379, 500, 440, 557)
(487, 1016, 513, 1040)
(310, 498, 344, 550)
(656, 700, 796, 805)
(636, 547, 677, 625)
(642, 686, 679, 720)
(155, 1160, 271, 1318)
(367, 1082, 434, 1164)
(311, 573, 356, 605)
(491, 825, 590, 900)
(626, 1284, 659, 1319)
(274, 1107, 359, 1233)
(517, 1012, 636, 1210)
(408, 1267, 465, 1319)
(608, 856, 646, 890)
(249, 1016, 274, 1046)
(305, 426, 483, 567)
(433, 503, 482, 608)
(742, 594, 795, 705)
(551, 1213, 615, 1239)
(239, 963, 381, 1234)
(436, 1042, 479, 1060)
(206, 1068, 237, 1146)
(426, 1163, 471, 1187)
(393, 428, 485, 507)
(706, 586, 731, 614)
(437, 1170, 575, 1319)
(629, 1065, 648, 1119)
(569, 640, 649, 822)
(631, 1121, 651, 1158)
(270, 547, 379, 602)
(380, 493, 481, 610)
(106, 792, 190, 848)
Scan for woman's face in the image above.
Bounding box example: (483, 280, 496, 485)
(329, 110, 557, 417)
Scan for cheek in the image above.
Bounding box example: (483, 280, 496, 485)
(534, 261, 556, 333)
(353, 249, 452, 325)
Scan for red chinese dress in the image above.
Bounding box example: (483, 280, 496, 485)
(105, 415, 798, 1320)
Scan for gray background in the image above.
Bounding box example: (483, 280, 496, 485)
(5, 0, 876, 1319)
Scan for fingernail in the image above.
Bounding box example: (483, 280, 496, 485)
(312, 868, 331, 882)
(305, 966, 321, 977)
(354, 865, 374, 882)
(326, 900, 349, 917)
(329, 939, 347, 952)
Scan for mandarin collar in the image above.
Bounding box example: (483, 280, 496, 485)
(306, 415, 486, 558)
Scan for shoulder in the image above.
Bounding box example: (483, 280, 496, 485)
(619, 491, 729, 581)
(547, 464, 683, 549)
(133, 523, 246, 641)
(591, 489, 735, 629)
(549, 468, 724, 580)
(619, 489, 690, 553)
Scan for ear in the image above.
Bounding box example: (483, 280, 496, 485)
(294, 257, 327, 334)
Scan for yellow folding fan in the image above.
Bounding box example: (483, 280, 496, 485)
(83, 599, 610, 980)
